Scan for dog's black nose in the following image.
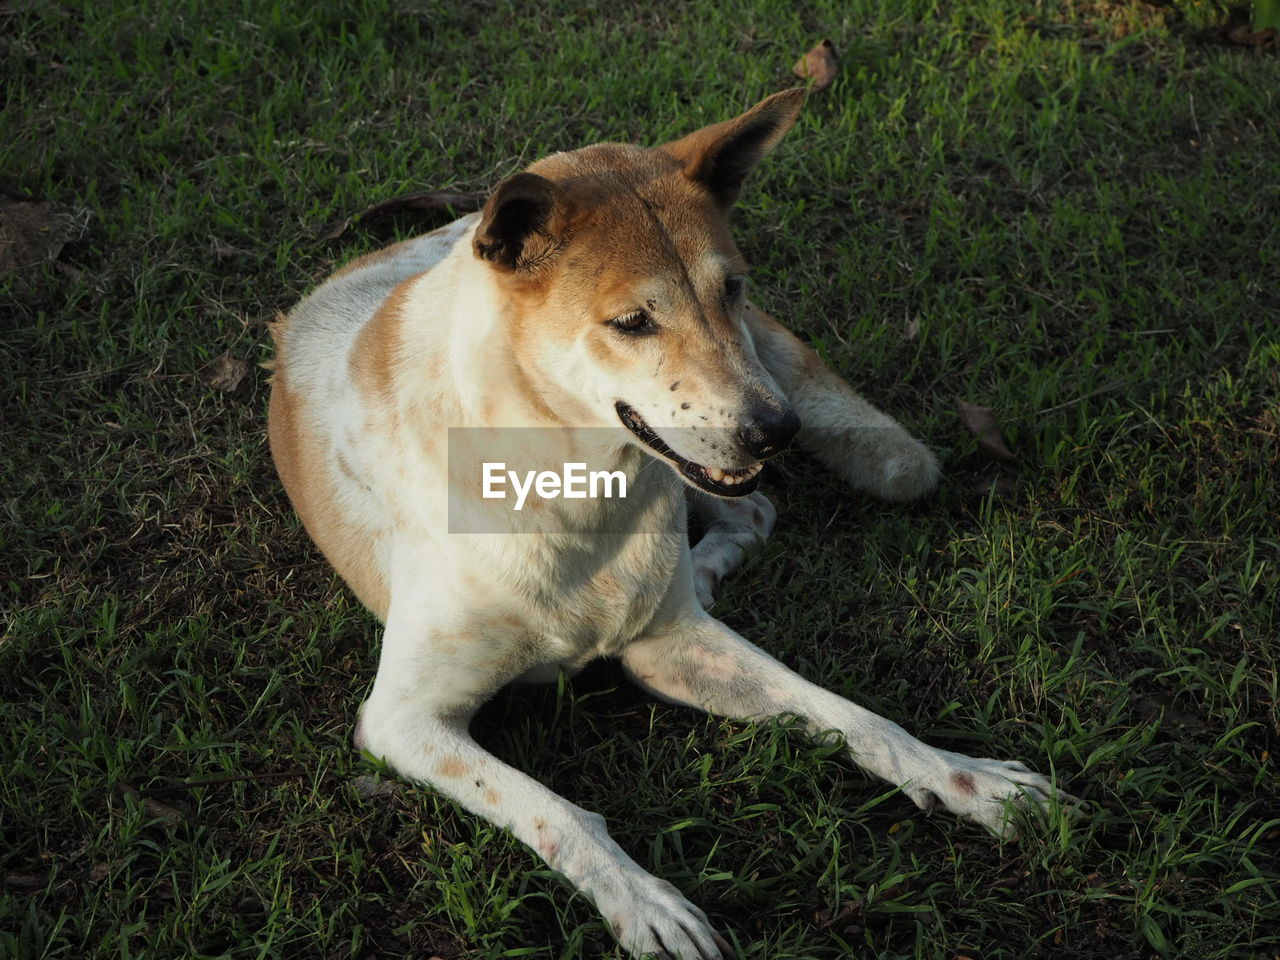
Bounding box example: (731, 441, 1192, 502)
(738, 406, 801, 460)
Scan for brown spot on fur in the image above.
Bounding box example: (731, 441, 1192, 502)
(483, 788, 500, 806)
(951, 771, 977, 797)
(530, 816, 560, 859)
(436, 755, 469, 778)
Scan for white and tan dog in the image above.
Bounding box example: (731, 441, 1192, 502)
(268, 90, 1070, 959)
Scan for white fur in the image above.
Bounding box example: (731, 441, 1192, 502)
(275, 208, 1071, 959)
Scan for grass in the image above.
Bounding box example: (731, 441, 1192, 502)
(2, 0, 1278, 957)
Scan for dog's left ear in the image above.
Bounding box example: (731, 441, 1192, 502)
(663, 89, 806, 207)
(473, 172, 574, 273)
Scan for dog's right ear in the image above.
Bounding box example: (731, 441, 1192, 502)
(473, 172, 572, 273)
(663, 89, 806, 208)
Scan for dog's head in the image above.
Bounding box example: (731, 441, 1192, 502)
(473, 90, 805, 498)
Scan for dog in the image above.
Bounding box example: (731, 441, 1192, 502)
(267, 89, 1071, 959)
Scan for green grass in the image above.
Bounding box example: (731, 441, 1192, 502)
(2, 1, 1278, 958)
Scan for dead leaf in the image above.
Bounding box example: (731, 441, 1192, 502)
(814, 899, 861, 930)
(903, 316, 920, 341)
(142, 796, 185, 825)
(1227, 25, 1276, 47)
(792, 39, 838, 92)
(0, 197, 90, 273)
(352, 774, 406, 800)
(89, 862, 116, 883)
(121, 784, 187, 825)
(973, 474, 1018, 498)
(2, 872, 43, 887)
(318, 189, 483, 243)
(957, 399, 1017, 461)
(1136, 694, 1208, 734)
(203, 351, 250, 393)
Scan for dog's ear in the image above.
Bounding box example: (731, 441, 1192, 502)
(473, 172, 573, 273)
(663, 89, 805, 207)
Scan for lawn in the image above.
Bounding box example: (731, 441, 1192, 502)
(2, 1, 1278, 958)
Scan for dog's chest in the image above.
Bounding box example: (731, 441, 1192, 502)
(520, 526, 685, 660)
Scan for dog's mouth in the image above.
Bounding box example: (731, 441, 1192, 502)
(615, 401, 762, 498)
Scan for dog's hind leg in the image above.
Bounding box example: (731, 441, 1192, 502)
(687, 490, 776, 608)
(745, 304, 940, 502)
(357, 570, 732, 960)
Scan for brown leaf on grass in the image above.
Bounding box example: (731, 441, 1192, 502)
(814, 899, 862, 930)
(318, 190, 483, 243)
(1227, 24, 1277, 48)
(973, 473, 1018, 498)
(957, 399, 1017, 461)
(1136, 694, 1208, 734)
(120, 784, 186, 825)
(792, 39, 838, 92)
(352, 774, 407, 801)
(203, 351, 251, 393)
(0, 197, 90, 273)
(2, 872, 43, 887)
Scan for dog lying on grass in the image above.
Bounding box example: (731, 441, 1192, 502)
(267, 89, 1071, 959)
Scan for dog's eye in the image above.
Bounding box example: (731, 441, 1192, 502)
(608, 311, 655, 335)
(725, 275, 747, 302)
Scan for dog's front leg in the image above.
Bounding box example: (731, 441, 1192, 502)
(744, 305, 941, 502)
(623, 612, 1071, 837)
(356, 589, 732, 960)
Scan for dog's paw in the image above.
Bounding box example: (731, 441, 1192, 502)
(690, 490, 776, 609)
(905, 751, 1080, 838)
(873, 439, 940, 502)
(601, 874, 732, 960)
(694, 568, 720, 610)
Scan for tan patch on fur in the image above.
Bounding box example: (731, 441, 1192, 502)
(349, 275, 418, 403)
(531, 817, 559, 860)
(267, 374, 391, 619)
(483, 788, 500, 806)
(261, 311, 291, 381)
(435, 755, 469, 778)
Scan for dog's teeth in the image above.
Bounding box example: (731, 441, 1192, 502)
(707, 466, 726, 482)
(723, 473, 738, 485)
(747, 463, 762, 477)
